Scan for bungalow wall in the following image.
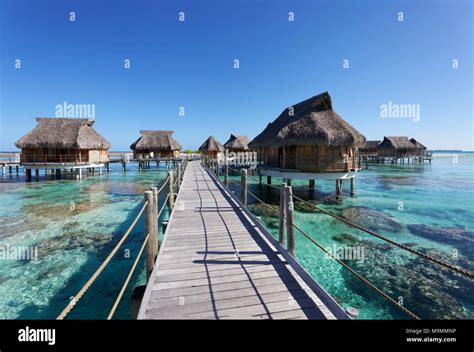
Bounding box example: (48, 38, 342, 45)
(377, 148, 416, 157)
(133, 149, 180, 159)
(258, 144, 355, 172)
(202, 150, 221, 158)
(21, 148, 108, 164)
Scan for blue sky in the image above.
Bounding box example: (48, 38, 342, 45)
(0, 0, 472, 151)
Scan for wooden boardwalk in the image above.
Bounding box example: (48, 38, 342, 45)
(138, 161, 347, 320)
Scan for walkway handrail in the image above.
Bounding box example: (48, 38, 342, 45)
(56, 159, 188, 320)
(57, 201, 149, 320)
(204, 160, 472, 320)
(107, 233, 150, 320)
(227, 164, 473, 279)
(243, 188, 421, 320)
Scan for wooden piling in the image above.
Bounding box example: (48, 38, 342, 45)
(350, 177, 355, 197)
(144, 191, 157, 279)
(279, 182, 286, 245)
(224, 163, 229, 187)
(309, 179, 315, 189)
(336, 179, 342, 200)
(241, 169, 248, 207)
(168, 171, 174, 210)
(176, 165, 181, 192)
(267, 176, 272, 185)
(152, 187, 159, 237)
(285, 185, 295, 256)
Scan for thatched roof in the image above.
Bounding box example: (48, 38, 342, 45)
(361, 140, 381, 150)
(248, 92, 365, 148)
(15, 118, 110, 149)
(409, 138, 427, 150)
(199, 136, 224, 152)
(130, 130, 181, 151)
(378, 136, 417, 150)
(224, 134, 250, 151)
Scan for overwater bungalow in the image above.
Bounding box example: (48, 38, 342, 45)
(223, 134, 250, 153)
(248, 91, 365, 198)
(130, 130, 181, 159)
(377, 136, 416, 158)
(410, 138, 427, 155)
(359, 140, 381, 155)
(15, 118, 110, 180)
(199, 136, 224, 159)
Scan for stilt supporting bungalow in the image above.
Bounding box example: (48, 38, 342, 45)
(249, 92, 365, 200)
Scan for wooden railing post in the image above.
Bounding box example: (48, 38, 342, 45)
(144, 191, 157, 279)
(152, 187, 159, 237)
(279, 182, 286, 245)
(168, 170, 174, 210)
(241, 168, 247, 207)
(285, 185, 295, 256)
(224, 163, 229, 187)
(176, 164, 181, 192)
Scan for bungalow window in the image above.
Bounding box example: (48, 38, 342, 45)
(319, 146, 327, 157)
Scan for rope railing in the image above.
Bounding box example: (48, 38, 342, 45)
(291, 222, 421, 320)
(57, 159, 188, 320)
(236, 168, 474, 279)
(204, 161, 473, 320)
(237, 176, 422, 319)
(158, 194, 170, 219)
(107, 233, 150, 320)
(57, 201, 149, 320)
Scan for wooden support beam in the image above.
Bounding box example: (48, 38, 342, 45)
(241, 168, 248, 207)
(350, 177, 355, 197)
(336, 179, 342, 200)
(144, 191, 157, 279)
(224, 163, 229, 187)
(168, 171, 174, 210)
(285, 185, 295, 257)
(309, 179, 315, 189)
(279, 182, 286, 245)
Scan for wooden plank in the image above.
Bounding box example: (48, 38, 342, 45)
(138, 161, 347, 320)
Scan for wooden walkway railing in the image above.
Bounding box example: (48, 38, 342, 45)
(56, 159, 188, 320)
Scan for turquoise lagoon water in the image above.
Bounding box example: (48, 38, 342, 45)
(0, 153, 473, 319)
(234, 152, 474, 319)
(0, 163, 170, 319)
